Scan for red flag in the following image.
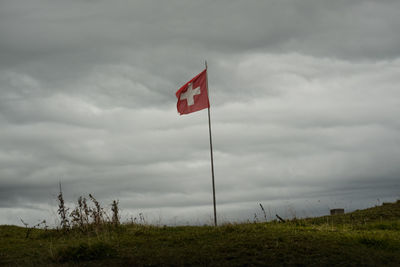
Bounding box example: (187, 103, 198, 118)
(176, 69, 209, 115)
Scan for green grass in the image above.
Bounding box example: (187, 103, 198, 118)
(1, 201, 400, 266)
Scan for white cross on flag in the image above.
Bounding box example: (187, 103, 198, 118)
(176, 69, 209, 115)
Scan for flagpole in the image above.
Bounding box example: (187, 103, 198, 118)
(205, 61, 217, 226)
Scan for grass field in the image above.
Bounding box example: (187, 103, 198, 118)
(1, 200, 399, 266)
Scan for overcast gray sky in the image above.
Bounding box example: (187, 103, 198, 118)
(1, 0, 399, 226)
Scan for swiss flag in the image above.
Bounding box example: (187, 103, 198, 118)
(176, 69, 210, 115)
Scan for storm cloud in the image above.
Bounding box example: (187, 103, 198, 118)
(0, 0, 399, 226)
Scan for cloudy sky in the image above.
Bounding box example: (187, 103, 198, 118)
(1, 0, 399, 226)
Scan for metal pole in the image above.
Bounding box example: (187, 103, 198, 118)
(205, 61, 217, 226)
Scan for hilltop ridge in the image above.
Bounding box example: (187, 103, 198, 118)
(1, 200, 399, 266)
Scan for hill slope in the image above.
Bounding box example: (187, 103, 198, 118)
(1, 201, 399, 266)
